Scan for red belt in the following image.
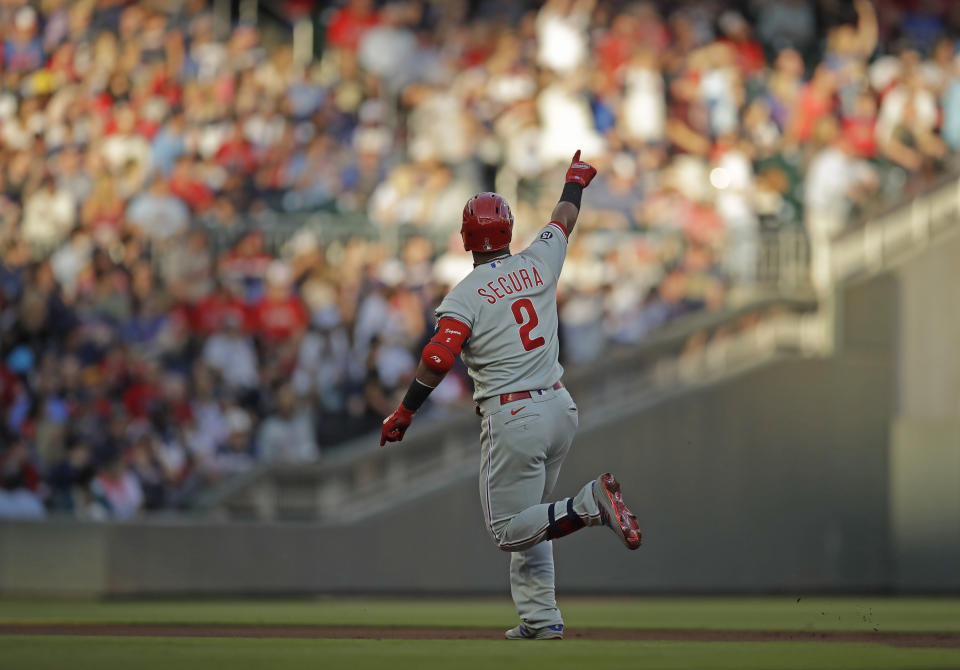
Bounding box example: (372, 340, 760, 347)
(500, 381, 563, 405)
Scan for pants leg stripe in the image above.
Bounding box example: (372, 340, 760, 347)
(499, 522, 550, 550)
(484, 413, 497, 540)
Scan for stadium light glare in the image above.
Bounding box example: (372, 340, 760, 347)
(709, 167, 730, 190)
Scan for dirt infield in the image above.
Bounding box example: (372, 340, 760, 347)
(0, 624, 958, 647)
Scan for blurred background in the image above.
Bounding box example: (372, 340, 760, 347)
(0, 0, 958, 597)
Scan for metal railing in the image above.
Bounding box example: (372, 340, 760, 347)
(178, 217, 813, 291)
(755, 229, 810, 291)
(831, 173, 960, 283)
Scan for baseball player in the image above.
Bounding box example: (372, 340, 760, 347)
(381, 151, 641, 640)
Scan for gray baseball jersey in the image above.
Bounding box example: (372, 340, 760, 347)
(436, 222, 568, 400)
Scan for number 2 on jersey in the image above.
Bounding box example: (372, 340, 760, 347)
(511, 298, 546, 351)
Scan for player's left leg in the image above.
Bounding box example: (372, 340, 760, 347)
(504, 390, 597, 635)
(505, 413, 579, 629)
(509, 541, 560, 630)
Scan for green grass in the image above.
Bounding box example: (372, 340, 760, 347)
(0, 597, 958, 633)
(1, 637, 959, 670)
(1, 598, 959, 670)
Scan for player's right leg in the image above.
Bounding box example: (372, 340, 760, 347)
(592, 472, 642, 550)
(479, 395, 599, 553)
(544, 389, 641, 550)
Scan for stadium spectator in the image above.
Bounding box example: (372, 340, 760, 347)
(91, 453, 145, 520)
(0, 439, 44, 520)
(209, 407, 257, 476)
(326, 0, 381, 52)
(943, 61, 960, 152)
(805, 117, 879, 291)
(257, 383, 319, 463)
(48, 439, 95, 513)
(3, 6, 44, 74)
(21, 176, 75, 249)
(126, 179, 191, 240)
(202, 314, 260, 396)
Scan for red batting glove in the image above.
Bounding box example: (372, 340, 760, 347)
(380, 405, 416, 446)
(565, 150, 597, 188)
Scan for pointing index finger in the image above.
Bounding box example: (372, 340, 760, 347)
(572, 150, 581, 163)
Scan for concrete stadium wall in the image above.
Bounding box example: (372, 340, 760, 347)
(889, 232, 960, 590)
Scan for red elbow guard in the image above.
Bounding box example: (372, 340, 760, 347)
(422, 341, 455, 373)
(422, 317, 470, 373)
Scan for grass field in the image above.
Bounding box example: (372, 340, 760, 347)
(1, 597, 959, 670)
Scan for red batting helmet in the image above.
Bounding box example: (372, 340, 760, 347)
(461, 192, 513, 252)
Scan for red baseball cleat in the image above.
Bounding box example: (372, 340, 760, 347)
(593, 473, 642, 550)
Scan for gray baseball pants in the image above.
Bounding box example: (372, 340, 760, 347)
(477, 385, 603, 629)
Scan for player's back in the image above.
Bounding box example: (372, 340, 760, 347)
(436, 222, 568, 400)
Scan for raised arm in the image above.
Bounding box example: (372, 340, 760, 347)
(853, 0, 878, 59)
(550, 150, 598, 237)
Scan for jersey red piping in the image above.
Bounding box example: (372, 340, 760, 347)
(548, 221, 568, 241)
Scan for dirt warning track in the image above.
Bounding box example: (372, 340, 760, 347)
(0, 624, 958, 647)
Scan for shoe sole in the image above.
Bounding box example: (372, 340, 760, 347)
(596, 473, 642, 550)
(504, 627, 563, 640)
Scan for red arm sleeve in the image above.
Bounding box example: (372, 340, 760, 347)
(421, 317, 471, 374)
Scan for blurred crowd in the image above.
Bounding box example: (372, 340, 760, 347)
(3, 0, 960, 519)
